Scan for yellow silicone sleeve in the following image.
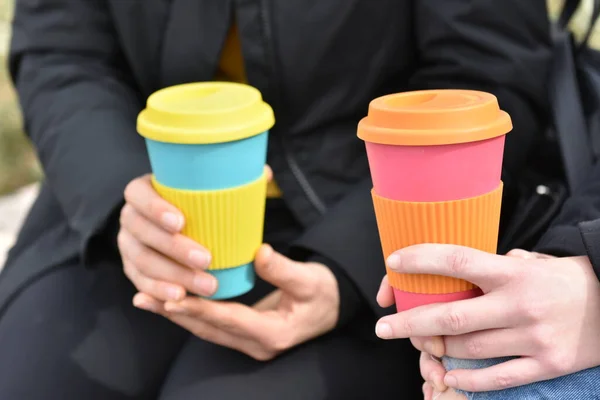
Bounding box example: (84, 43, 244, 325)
(152, 172, 267, 270)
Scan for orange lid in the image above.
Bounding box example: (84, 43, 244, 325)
(357, 90, 512, 146)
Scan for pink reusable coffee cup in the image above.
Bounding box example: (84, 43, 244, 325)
(358, 90, 512, 311)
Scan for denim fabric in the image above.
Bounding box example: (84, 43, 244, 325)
(443, 357, 600, 399)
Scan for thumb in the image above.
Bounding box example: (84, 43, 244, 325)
(254, 244, 315, 298)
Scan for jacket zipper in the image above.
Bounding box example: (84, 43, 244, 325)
(258, 0, 327, 215)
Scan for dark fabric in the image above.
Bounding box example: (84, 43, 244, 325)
(292, 178, 387, 316)
(496, 1, 600, 253)
(0, 260, 189, 400)
(534, 162, 600, 283)
(309, 254, 365, 330)
(6, 0, 553, 322)
(550, 0, 596, 193)
(159, 325, 421, 400)
(535, 163, 600, 259)
(579, 219, 600, 282)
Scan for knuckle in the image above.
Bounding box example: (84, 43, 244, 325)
(148, 197, 165, 221)
(439, 306, 468, 334)
(545, 352, 575, 376)
(127, 211, 145, 237)
(446, 249, 470, 275)
(401, 318, 415, 337)
(117, 231, 128, 252)
(168, 236, 188, 260)
(464, 337, 484, 358)
(123, 262, 145, 292)
(530, 326, 554, 351)
(122, 260, 134, 279)
(123, 179, 140, 202)
(119, 204, 132, 226)
(516, 299, 545, 323)
(493, 373, 514, 390)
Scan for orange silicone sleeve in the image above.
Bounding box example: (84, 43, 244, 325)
(372, 183, 503, 294)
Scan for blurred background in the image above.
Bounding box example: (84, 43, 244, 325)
(0, 0, 40, 267)
(0, 0, 598, 268)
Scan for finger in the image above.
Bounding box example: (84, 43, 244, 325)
(120, 204, 211, 270)
(444, 328, 534, 359)
(254, 244, 317, 299)
(376, 276, 395, 308)
(163, 297, 280, 343)
(119, 229, 218, 297)
(134, 293, 280, 361)
(265, 165, 273, 182)
(132, 292, 166, 314)
(445, 357, 545, 392)
(423, 382, 434, 400)
(412, 336, 446, 358)
(123, 175, 184, 233)
(122, 255, 186, 302)
(420, 352, 448, 393)
(386, 244, 519, 290)
(376, 293, 517, 339)
(160, 308, 277, 361)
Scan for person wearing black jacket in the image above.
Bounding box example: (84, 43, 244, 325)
(0, 1, 552, 399)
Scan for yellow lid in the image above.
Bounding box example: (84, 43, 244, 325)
(137, 82, 275, 144)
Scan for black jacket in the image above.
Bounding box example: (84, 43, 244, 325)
(536, 163, 600, 280)
(3, 0, 552, 316)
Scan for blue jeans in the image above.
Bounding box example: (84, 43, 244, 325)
(443, 357, 600, 399)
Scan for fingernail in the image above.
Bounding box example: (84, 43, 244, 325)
(161, 212, 183, 232)
(386, 254, 401, 271)
(375, 322, 393, 339)
(194, 274, 217, 296)
(444, 374, 458, 388)
(166, 286, 184, 301)
(165, 302, 187, 314)
(189, 250, 211, 269)
(133, 297, 156, 313)
(432, 391, 442, 400)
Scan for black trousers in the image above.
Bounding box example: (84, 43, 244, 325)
(0, 201, 422, 399)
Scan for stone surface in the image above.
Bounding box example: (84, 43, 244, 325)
(0, 183, 38, 268)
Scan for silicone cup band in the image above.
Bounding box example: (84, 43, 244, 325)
(372, 183, 503, 294)
(152, 171, 267, 270)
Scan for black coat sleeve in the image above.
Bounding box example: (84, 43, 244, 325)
(293, 0, 553, 317)
(10, 0, 149, 265)
(535, 164, 600, 281)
